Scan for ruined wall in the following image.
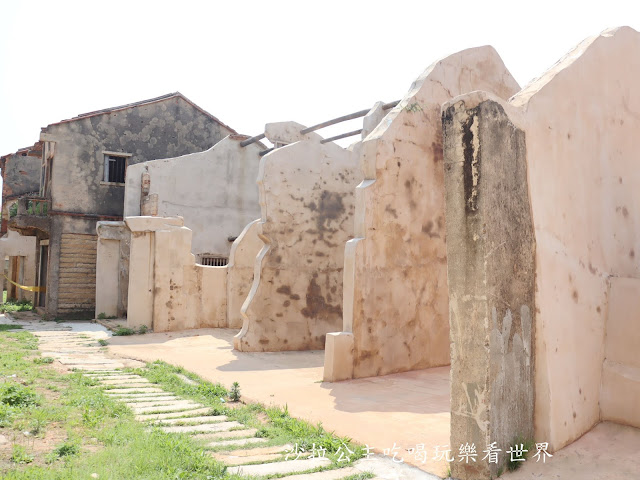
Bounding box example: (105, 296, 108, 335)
(126, 216, 227, 332)
(443, 92, 534, 480)
(227, 219, 261, 329)
(324, 47, 520, 381)
(123, 136, 261, 257)
(235, 130, 361, 351)
(95, 221, 130, 318)
(440, 28, 640, 473)
(1, 151, 41, 198)
(507, 27, 640, 451)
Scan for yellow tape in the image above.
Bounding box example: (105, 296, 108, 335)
(3, 274, 46, 293)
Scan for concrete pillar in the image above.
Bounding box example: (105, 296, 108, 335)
(125, 216, 184, 330)
(442, 92, 535, 480)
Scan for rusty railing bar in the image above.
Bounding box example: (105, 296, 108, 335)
(320, 129, 363, 144)
(259, 147, 275, 157)
(300, 109, 371, 135)
(244, 99, 401, 148)
(300, 99, 400, 136)
(240, 133, 266, 147)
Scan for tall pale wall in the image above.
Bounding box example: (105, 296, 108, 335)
(324, 46, 520, 381)
(235, 138, 361, 351)
(441, 28, 640, 479)
(124, 136, 261, 257)
(227, 219, 261, 329)
(508, 26, 640, 451)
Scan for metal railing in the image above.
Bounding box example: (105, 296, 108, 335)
(242, 100, 401, 155)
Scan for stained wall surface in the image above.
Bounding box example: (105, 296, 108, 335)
(508, 26, 640, 451)
(324, 46, 520, 381)
(443, 92, 534, 480)
(124, 136, 261, 257)
(235, 133, 361, 351)
(441, 27, 640, 470)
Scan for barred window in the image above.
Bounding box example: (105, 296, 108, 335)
(199, 256, 228, 267)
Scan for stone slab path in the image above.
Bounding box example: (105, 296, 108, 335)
(3, 314, 439, 479)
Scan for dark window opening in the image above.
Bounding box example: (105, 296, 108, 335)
(105, 155, 127, 183)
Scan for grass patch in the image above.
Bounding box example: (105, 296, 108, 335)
(33, 357, 54, 365)
(98, 339, 108, 347)
(506, 437, 535, 471)
(0, 324, 23, 331)
(0, 331, 233, 479)
(112, 327, 135, 336)
(112, 326, 148, 336)
(0, 299, 33, 313)
(131, 361, 367, 465)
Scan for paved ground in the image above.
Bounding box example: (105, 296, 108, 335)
(105, 327, 452, 477)
(4, 314, 640, 479)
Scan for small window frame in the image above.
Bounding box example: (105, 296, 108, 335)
(101, 151, 132, 186)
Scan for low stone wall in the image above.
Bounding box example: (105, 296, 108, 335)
(123, 216, 260, 332)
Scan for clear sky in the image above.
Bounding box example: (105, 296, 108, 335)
(0, 0, 638, 156)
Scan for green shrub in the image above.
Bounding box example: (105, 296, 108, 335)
(1, 383, 39, 407)
(11, 445, 34, 464)
(112, 327, 135, 336)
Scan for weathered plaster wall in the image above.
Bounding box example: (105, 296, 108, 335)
(0, 231, 37, 304)
(324, 46, 520, 381)
(443, 92, 534, 480)
(126, 216, 227, 332)
(1, 151, 41, 198)
(123, 136, 261, 257)
(235, 126, 361, 352)
(227, 219, 261, 329)
(508, 26, 640, 451)
(601, 277, 640, 428)
(441, 28, 640, 472)
(95, 221, 130, 318)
